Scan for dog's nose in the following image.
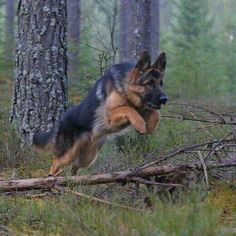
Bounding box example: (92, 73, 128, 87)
(160, 95, 168, 104)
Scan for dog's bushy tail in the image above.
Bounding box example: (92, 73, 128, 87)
(33, 129, 54, 151)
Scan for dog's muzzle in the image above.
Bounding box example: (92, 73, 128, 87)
(159, 95, 168, 105)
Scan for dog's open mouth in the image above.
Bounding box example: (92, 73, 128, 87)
(146, 102, 161, 110)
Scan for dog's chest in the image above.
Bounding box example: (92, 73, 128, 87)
(92, 105, 130, 139)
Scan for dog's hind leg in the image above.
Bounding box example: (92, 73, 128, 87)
(49, 156, 75, 176)
(71, 151, 98, 175)
(71, 140, 103, 175)
(48, 150, 78, 176)
(48, 157, 62, 176)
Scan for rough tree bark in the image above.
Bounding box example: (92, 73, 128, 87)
(119, 0, 135, 61)
(133, 0, 152, 59)
(11, 0, 68, 144)
(119, 0, 160, 61)
(151, 0, 160, 60)
(67, 0, 81, 81)
(5, 0, 15, 61)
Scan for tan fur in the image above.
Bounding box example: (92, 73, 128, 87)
(49, 135, 91, 176)
(104, 90, 146, 133)
(139, 109, 160, 134)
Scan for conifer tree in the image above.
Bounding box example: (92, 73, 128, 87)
(171, 0, 223, 99)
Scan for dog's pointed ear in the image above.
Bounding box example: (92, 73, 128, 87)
(152, 52, 166, 72)
(134, 51, 151, 72)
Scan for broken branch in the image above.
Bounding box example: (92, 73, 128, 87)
(0, 161, 235, 193)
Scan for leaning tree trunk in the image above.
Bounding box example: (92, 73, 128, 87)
(67, 0, 81, 81)
(11, 0, 68, 144)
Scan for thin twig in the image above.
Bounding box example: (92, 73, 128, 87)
(138, 139, 230, 170)
(69, 189, 144, 212)
(204, 131, 234, 161)
(197, 151, 209, 189)
(129, 177, 183, 188)
(190, 112, 211, 137)
(169, 102, 227, 124)
(162, 114, 236, 125)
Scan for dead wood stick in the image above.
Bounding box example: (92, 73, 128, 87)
(168, 102, 227, 124)
(0, 162, 235, 193)
(69, 190, 144, 212)
(129, 177, 183, 188)
(204, 131, 234, 161)
(139, 138, 234, 170)
(197, 151, 209, 188)
(162, 115, 236, 125)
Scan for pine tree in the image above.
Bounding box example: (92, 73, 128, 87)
(11, 0, 68, 144)
(170, 0, 223, 99)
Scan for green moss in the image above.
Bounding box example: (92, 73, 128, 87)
(207, 181, 236, 214)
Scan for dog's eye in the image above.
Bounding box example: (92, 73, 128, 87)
(146, 80, 155, 87)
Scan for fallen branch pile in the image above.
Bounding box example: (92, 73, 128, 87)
(0, 160, 235, 193)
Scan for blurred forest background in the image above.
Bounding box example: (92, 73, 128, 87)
(0, 0, 235, 235)
(1, 0, 236, 100)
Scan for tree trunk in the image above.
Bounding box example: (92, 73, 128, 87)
(5, 0, 15, 61)
(67, 0, 81, 81)
(119, 0, 159, 61)
(151, 0, 160, 60)
(119, 0, 135, 61)
(11, 0, 68, 144)
(134, 0, 152, 59)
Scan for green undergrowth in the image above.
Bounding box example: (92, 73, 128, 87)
(0, 73, 235, 235)
(0, 191, 235, 236)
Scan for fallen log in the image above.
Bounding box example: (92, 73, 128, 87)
(0, 161, 235, 193)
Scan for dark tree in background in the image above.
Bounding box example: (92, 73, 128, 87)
(133, 0, 152, 59)
(119, 0, 135, 61)
(67, 0, 81, 81)
(150, 0, 160, 60)
(11, 0, 68, 144)
(119, 0, 160, 61)
(4, 0, 15, 61)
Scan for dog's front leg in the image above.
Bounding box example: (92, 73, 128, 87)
(139, 109, 160, 134)
(106, 106, 147, 134)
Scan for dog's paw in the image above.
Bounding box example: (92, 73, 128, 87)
(132, 117, 147, 134)
(48, 168, 63, 177)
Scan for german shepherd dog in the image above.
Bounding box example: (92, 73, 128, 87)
(33, 51, 168, 176)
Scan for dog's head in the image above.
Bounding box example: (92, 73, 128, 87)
(129, 51, 168, 110)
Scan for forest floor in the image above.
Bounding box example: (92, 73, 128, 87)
(0, 75, 235, 235)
